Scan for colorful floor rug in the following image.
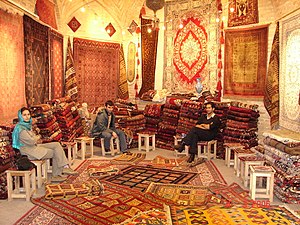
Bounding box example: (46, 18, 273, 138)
(167, 205, 300, 225)
(149, 155, 186, 167)
(145, 183, 209, 206)
(104, 165, 198, 192)
(175, 160, 227, 186)
(32, 182, 164, 225)
(116, 209, 169, 225)
(110, 153, 146, 165)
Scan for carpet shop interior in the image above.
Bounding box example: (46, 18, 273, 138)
(0, 0, 299, 224)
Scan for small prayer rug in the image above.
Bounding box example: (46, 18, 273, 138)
(150, 155, 183, 167)
(35, 0, 57, 29)
(175, 160, 227, 186)
(104, 165, 198, 192)
(110, 153, 146, 165)
(145, 183, 209, 206)
(127, 42, 136, 83)
(167, 205, 300, 225)
(115, 209, 168, 225)
(32, 182, 164, 225)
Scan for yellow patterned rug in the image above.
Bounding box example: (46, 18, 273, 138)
(110, 153, 146, 165)
(167, 205, 300, 225)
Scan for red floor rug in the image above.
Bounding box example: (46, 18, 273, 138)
(32, 182, 164, 225)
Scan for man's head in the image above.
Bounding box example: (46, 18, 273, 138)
(105, 100, 114, 114)
(204, 102, 215, 115)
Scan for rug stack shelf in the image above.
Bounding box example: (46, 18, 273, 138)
(143, 103, 164, 134)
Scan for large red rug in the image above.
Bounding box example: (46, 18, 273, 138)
(73, 38, 120, 106)
(224, 25, 268, 97)
(35, 0, 57, 29)
(0, 9, 26, 123)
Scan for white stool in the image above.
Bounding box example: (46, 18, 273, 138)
(233, 148, 255, 177)
(173, 136, 188, 157)
(224, 143, 244, 167)
(101, 137, 120, 156)
(61, 141, 77, 165)
(6, 168, 36, 201)
(239, 156, 265, 187)
(138, 132, 155, 152)
(249, 165, 275, 202)
(31, 159, 48, 188)
(75, 137, 94, 160)
(197, 140, 217, 160)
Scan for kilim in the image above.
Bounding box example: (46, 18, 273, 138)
(110, 153, 146, 165)
(264, 22, 279, 129)
(138, 18, 158, 97)
(50, 30, 64, 99)
(145, 183, 209, 206)
(167, 205, 300, 225)
(118, 44, 129, 99)
(23, 15, 49, 106)
(32, 182, 164, 225)
(104, 165, 198, 192)
(65, 37, 78, 101)
(127, 42, 136, 83)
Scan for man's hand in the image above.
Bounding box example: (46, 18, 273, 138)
(195, 124, 210, 129)
(112, 132, 117, 138)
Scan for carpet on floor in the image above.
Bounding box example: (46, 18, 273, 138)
(167, 205, 300, 225)
(110, 153, 146, 165)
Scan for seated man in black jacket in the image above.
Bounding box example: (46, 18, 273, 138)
(175, 102, 221, 163)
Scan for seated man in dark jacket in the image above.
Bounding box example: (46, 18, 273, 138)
(175, 102, 221, 163)
(91, 100, 127, 153)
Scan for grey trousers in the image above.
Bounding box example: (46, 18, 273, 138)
(101, 129, 127, 152)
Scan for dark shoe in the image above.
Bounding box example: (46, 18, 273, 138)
(174, 144, 184, 153)
(105, 148, 111, 152)
(187, 154, 195, 163)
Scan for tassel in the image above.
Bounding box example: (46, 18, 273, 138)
(220, 31, 225, 44)
(134, 83, 138, 90)
(221, 21, 224, 30)
(137, 59, 140, 65)
(218, 71, 222, 78)
(139, 5, 146, 18)
(135, 91, 139, 98)
(136, 27, 141, 34)
(138, 43, 141, 48)
(218, 49, 222, 59)
(136, 73, 139, 79)
(136, 52, 138, 57)
(217, 80, 222, 91)
(218, 61, 222, 69)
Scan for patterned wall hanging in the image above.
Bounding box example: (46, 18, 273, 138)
(164, 0, 218, 93)
(280, 12, 300, 132)
(224, 25, 268, 97)
(173, 17, 208, 84)
(118, 45, 129, 99)
(50, 30, 64, 99)
(127, 42, 136, 83)
(228, 0, 259, 27)
(35, 0, 57, 29)
(127, 20, 138, 35)
(68, 17, 81, 32)
(23, 15, 49, 106)
(0, 9, 26, 123)
(105, 23, 116, 37)
(73, 38, 120, 106)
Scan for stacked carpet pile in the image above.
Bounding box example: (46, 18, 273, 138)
(52, 100, 84, 142)
(223, 102, 259, 148)
(262, 130, 300, 203)
(143, 103, 163, 134)
(30, 104, 62, 143)
(0, 127, 15, 199)
(156, 97, 182, 150)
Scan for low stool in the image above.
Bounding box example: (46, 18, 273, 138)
(61, 141, 77, 165)
(197, 140, 217, 160)
(239, 155, 265, 187)
(233, 148, 255, 177)
(173, 135, 188, 157)
(249, 165, 275, 202)
(31, 159, 48, 188)
(138, 132, 156, 152)
(224, 143, 244, 167)
(75, 137, 94, 160)
(6, 168, 36, 201)
(101, 136, 120, 156)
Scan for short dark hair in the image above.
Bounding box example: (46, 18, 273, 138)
(20, 107, 31, 114)
(204, 101, 215, 109)
(105, 100, 114, 107)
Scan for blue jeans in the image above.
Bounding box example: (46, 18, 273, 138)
(101, 129, 127, 152)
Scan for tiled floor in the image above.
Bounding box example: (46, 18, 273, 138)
(0, 147, 298, 225)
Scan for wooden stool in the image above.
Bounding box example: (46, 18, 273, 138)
(239, 155, 265, 187)
(61, 141, 77, 165)
(138, 132, 155, 152)
(6, 168, 36, 201)
(197, 140, 217, 160)
(233, 148, 255, 177)
(31, 159, 48, 188)
(224, 143, 244, 167)
(249, 165, 275, 202)
(173, 136, 188, 156)
(101, 136, 120, 156)
(75, 137, 94, 160)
